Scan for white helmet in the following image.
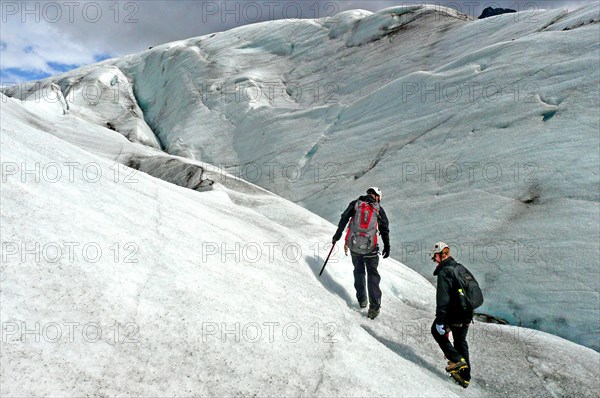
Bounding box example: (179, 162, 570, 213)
(367, 187, 382, 199)
(430, 242, 449, 259)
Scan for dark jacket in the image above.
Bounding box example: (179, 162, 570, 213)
(333, 195, 390, 254)
(434, 257, 472, 325)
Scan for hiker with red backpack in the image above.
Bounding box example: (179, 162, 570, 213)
(430, 242, 484, 388)
(332, 187, 390, 320)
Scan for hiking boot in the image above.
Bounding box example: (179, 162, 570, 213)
(446, 358, 468, 372)
(359, 300, 368, 309)
(367, 307, 380, 319)
(450, 370, 470, 388)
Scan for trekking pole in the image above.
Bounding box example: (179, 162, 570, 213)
(319, 242, 337, 277)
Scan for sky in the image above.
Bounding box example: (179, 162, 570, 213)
(0, 0, 594, 83)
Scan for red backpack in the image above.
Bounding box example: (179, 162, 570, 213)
(345, 199, 380, 254)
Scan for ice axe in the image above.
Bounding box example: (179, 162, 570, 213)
(319, 242, 337, 276)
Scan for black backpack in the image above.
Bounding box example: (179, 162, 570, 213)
(452, 264, 484, 314)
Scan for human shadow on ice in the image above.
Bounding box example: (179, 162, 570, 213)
(305, 255, 354, 307)
(361, 325, 449, 382)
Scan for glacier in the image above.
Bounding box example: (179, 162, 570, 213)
(1, 2, 600, 396)
(2, 88, 600, 395)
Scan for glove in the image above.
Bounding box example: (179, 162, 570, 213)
(382, 245, 390, 259)
(332, 230, 342, 244)
(435, 324, 446, 335)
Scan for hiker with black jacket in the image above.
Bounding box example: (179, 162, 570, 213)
(430, 242, 472, 388)
(332, 187, 390, 320)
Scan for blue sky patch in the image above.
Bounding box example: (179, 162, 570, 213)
(1, 54, 110, 83)
(48, 62, 82, 73)
(94, 54, 112, 62)
(0, 68, 51, 84)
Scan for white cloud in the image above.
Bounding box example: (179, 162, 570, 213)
(1, 17, 98, 74)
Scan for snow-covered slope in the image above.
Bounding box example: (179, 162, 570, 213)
(1, 1, 599, 354)
(2, 90, 599, 396)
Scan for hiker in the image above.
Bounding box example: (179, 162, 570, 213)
(332, 187, 390, 319)
(430, 242, 472, 388)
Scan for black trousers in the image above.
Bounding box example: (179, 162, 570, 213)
(431, 322, 471, 380)
(351, 253, 381, 308)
